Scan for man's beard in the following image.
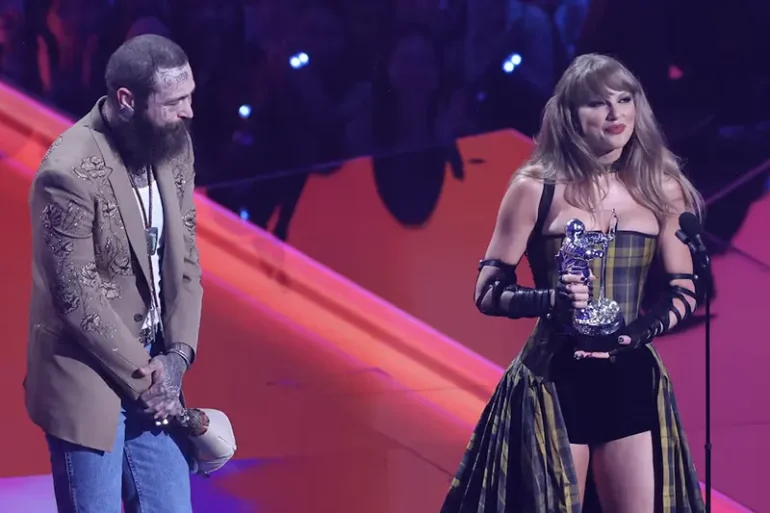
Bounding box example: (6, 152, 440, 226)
(112, 110, 191, 168)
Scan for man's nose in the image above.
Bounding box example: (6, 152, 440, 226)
(180, 106, 193, 120)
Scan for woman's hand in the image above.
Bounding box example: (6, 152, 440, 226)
(574, 334, 632, 360)
(557, 272, 595, 310)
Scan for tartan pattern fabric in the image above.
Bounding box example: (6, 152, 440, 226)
(441, 231, 705, 513)
(541, 230, 658, 324)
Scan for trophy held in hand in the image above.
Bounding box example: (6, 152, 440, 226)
(556, 214, 625, 352)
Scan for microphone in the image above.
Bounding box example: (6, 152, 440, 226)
(677, 212, 707, 253)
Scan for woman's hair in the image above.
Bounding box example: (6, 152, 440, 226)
(519, 53, 704, 220)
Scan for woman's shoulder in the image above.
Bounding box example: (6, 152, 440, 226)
(510, 168, 543, 189)
(661, 173, 680, 189)
(660, 173, 688, 203)
(660, 172, 704, 215)
(502, 166, 548, 214)
(510, 165, 551, 192)
(512, 163, 548, 182)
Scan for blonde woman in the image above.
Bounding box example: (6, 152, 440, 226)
(442, 54, 705, 513)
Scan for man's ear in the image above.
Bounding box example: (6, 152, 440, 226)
(116, 87, 135, 115)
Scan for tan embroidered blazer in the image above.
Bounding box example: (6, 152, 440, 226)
(25, 98, 203, 452)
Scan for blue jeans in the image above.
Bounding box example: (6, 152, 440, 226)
(46, 341, 192, 513)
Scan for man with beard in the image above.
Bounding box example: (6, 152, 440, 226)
(25, 34, 202, 512)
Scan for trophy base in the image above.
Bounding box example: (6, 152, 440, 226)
(573, 299, 624, 336)
(572, 298, 625, 352)
(573, 317, 624, 338)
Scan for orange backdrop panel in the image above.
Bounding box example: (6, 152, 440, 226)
(287, 131, 538, 367)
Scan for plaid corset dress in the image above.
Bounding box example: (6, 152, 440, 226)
(441, 230, 705, 513)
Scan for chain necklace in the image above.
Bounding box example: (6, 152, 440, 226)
(126, 166, 161, 331)
(126, 166, 159, 257)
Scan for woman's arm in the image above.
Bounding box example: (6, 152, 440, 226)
(657, 177, 699, 328)
(476, 174, 572, 318)
(580, 177, 699, 359)
(475, 175, 540, 305)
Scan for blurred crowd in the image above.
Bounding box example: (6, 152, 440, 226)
(1, 0, 769, 238)
(0, 0, 597, 233)
(0, 0, 590, 165)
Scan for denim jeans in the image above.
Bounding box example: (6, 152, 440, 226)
(46, 340, 192, 513)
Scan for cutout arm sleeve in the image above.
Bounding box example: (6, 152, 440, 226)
(475, 259, 555, 319)
(609, 272, 697, 357)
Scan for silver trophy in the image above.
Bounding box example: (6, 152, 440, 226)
(556, 213, 624, 338)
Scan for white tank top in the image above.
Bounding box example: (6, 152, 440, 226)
(134, 182, 164, 330)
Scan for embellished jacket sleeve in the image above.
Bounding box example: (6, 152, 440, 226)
(30, 168, 153, 398)
(167, 143, 203, 359)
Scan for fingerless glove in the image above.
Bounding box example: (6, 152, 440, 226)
(475, 259, 557, 319)
(608, 272, 697, 359)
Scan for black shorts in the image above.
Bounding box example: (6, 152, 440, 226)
(550, 345, 658, 446)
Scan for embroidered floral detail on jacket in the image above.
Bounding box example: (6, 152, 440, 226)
(74, 156, 109, 181)
(174, 167, 187, 203)
(41, 200, 115, 337)
(181, 207, 201, 267)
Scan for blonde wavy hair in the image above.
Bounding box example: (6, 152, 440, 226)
(519, 53, 703, 220)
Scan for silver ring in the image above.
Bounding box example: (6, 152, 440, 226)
(154, 418, 170, 427)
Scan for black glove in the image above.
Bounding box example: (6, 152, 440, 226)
(475, 259, 554, 319)
(607, 273, 697, 361)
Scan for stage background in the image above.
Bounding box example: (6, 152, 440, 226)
(0, 81, 761, 512)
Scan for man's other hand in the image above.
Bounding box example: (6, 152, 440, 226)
(135, 353, 187, 420)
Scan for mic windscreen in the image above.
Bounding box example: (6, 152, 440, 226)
(678, 212, 702, 238)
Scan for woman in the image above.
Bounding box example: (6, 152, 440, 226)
(441, 54, 705, 513)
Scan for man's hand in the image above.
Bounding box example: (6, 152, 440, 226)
(135, 353, 187, 421)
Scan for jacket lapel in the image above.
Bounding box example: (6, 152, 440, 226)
(155, 159, 184, 309)
(107, 166, 153, 288)
(85, 99, 152, 290)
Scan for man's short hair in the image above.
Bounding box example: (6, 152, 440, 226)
(105, 34, 189, 107)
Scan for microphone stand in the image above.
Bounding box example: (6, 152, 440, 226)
(677, 230, 712, 512)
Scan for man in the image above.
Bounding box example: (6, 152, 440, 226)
(26, 34, 202, 512)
